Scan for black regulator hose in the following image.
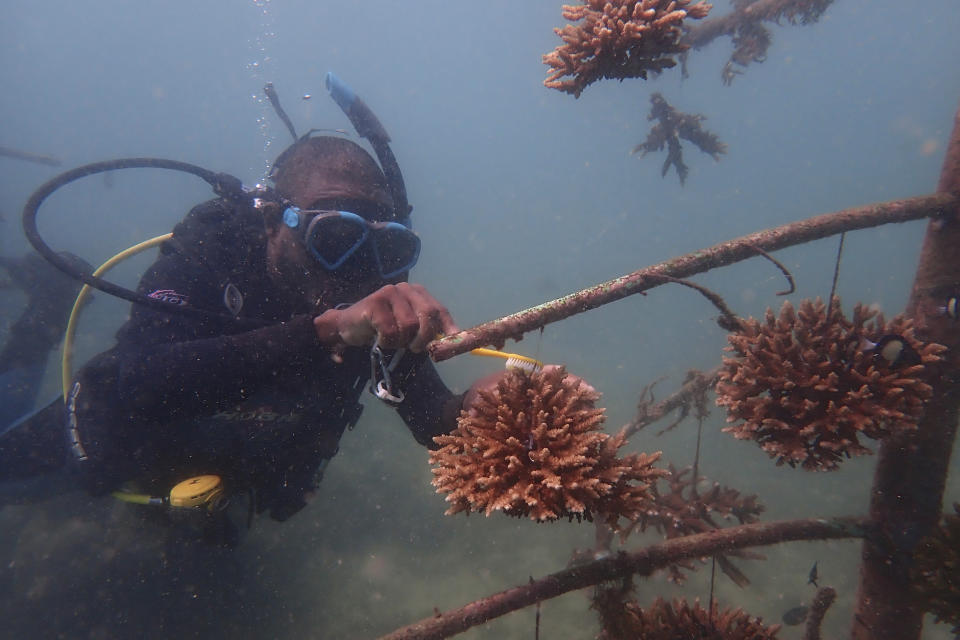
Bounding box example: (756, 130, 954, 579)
(21, 157, 257, 323)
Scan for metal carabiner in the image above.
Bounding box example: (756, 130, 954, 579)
(369, 339, 405, 404)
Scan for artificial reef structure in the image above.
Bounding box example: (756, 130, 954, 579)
(377, 1, 960, 639)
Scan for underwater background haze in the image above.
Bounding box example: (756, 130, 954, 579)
(2, 0, 960, 638)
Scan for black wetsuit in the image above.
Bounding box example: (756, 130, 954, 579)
(7, 198, 460, 521)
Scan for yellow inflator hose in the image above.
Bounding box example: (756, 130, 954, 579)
(61, 233, 172, 400)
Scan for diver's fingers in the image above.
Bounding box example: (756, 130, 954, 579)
(400, 283, 459, 352)
(379, 287, 419, 349)
(361, 293, 399, 346)
(333, 297, 382, 346)
(407, 282, 459, 335)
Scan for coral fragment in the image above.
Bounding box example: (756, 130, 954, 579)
(716, 298, 945, 470)
(430, 367, 666, 530)
(543, 0, 712, 97)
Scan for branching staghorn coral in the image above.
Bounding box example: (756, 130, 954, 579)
(716, 298, 946, 471)
(632, 93, 728, 185)
(722, 15, 772, 84)
(682, 0, 836, 84)
(430, 367, 666, 530)
(593, 580, 782, 640)
(543, 0, 712, 97)
(625, 464, 765, 583)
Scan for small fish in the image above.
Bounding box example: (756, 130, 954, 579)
(939, 297, 958, 321)
(782, 605, 809, 626)
(302, 93, 312, 100)
(847, 334, 920, 369)
(808, 561, 819, 587)
(872, 334, 921, 368)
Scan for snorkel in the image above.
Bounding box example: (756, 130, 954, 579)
(323, 72, 411, 223)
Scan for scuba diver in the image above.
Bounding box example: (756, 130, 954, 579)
(0, 75, 507, 546)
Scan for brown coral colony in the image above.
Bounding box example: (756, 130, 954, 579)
(716, 298, 945, 471)
(633, 93, 727, 185)
(594, 589, 782, 640)
(430, 367, 666, 529)
(543, 0, 712, 97)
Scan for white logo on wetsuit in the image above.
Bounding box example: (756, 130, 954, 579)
(147, 289, 188, 305)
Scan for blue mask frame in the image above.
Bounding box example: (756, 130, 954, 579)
(283, 207, 420, 278)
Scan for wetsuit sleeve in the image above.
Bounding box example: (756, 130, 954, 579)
(107, 202, 329, 420)
(392, 352, 463, 447)
(117, 313, 325, 420)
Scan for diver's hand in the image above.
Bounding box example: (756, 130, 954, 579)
(313, 282, 458, 354)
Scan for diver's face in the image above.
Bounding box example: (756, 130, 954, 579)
(265, 198, 400, 314)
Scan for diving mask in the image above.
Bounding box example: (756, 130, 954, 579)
(283, 206, 420, 279)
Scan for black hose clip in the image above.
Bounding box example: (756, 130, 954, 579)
(211, 172, 247, 203)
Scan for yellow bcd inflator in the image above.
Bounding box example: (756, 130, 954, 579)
(168, 475, 225, 510)
(112, 474, 226, 511)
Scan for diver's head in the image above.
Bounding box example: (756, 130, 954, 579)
(263, 136, 417, 313)
(269, 136, 394, 217)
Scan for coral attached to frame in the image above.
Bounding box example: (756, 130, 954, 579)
(626, 464, 765, 583)
(723, 0, 833, 84)
(679, 0, 835, 84)
(632, 92, 727, 185)
(430, 367, 666, 530)
(716, 298, 946, 471)
(593, 582, 782, 640)
(543, 0, 712, 98)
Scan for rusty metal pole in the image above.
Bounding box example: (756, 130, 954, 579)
(428, 194, 952, 363)
(852, 101, 960, 640)
(379, 517, 868, 640)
